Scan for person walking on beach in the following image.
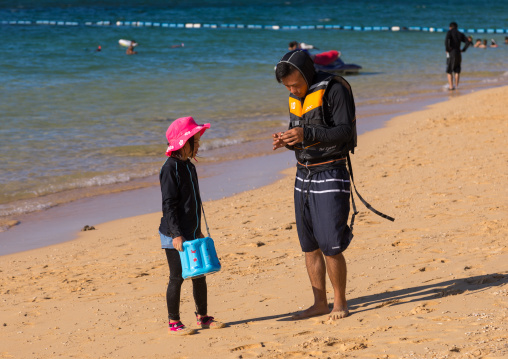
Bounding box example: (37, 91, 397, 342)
(272, 50, 356, 321)
(445, 22, 471, 90)
(159, 116, 225, 335)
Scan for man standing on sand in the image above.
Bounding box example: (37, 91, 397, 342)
(445, 22, 470, 90)
(272, 50, 356, 321)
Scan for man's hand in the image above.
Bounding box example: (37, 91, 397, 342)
(272, 132, 286, 150)
(281, 127, 304, 146)
(273, 128, 304, 150)
(173, 236, 184, 252)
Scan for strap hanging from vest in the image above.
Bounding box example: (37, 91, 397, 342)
(346, 153, 395, 232)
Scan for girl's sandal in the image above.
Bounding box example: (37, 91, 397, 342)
(168, 321, 196, 335)
(196, 314, 226, 329)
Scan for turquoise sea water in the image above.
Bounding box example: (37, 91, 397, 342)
(1, 0, 507, 220)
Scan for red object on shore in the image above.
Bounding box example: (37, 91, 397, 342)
(313, 50, 339, 65)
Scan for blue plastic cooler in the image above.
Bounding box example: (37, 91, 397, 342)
(179, 237, 221, 279)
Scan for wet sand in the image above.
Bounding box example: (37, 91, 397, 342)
(1, 86, 507, 358)
(0, 149, 294, 256)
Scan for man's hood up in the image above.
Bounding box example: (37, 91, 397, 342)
(277, 50, 316, 88)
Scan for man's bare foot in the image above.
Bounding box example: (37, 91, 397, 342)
(328, 307, 349, 321)
(291, 304, 330, 320)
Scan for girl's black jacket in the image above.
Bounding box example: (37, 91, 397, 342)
(159, 157, 202, 240)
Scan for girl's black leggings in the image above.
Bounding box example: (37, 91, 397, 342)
(165, 248, 207, 321)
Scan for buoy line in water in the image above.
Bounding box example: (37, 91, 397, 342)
(2, 19, 507, 34)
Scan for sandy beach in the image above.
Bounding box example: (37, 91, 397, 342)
(1, 86, 507, 358)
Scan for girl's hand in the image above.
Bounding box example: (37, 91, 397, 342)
(173, 236, 184, 252)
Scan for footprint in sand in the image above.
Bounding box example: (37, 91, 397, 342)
(293, 331, 312, 337)
(341, 342, 368, 351)
(279, 350, 325, 357)
(375, 299, 400, 308)
(410, 302, 436, 315)
(466, 274, 505, 285)
(434, 288, 464, 298)
(300, 336, 339, 349)
(230, 342, 264, 352)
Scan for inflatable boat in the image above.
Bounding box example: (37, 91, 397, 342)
(313, 50, 362, 74)
(314, 57, 362, 74)
(275, 48, 362, 75)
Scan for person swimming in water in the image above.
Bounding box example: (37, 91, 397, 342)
(126, 40, 137, 55)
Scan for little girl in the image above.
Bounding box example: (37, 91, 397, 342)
(159, 116, 225, 335)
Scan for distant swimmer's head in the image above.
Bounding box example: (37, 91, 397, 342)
(275, 50, 315, 97)
(288, 41, 299, 51)
(165, 116, 210, 159)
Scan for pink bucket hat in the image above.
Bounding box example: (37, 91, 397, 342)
(165, 116, 210, 156)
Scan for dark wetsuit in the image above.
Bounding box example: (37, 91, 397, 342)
(445, 28, 470, 74)
(159, 157, 207, 321)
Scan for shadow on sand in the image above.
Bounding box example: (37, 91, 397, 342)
(348, 272, 507, 314)
(224, 272, 506, 326)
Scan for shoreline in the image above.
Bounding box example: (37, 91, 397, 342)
(1, 85, 506, 358)
(1, 74, 504, 221)
(0, 150, 294, 256)
(0, 82, 503, 255)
